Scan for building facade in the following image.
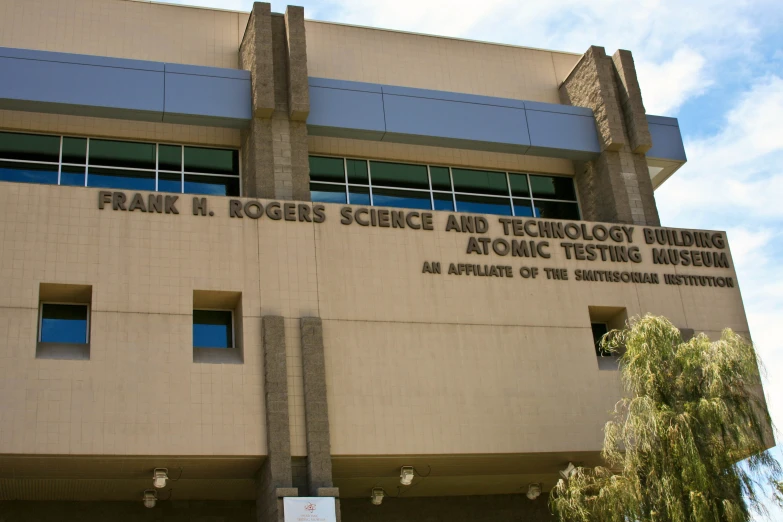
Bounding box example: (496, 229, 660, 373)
(0, 1, 754, 521)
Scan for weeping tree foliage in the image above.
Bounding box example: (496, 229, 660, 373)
(550, 314, 780, 522)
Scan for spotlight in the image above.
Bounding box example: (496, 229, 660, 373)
(559, 462, 577, 480)
(143, 489, 157, 508)
(153, 468, 169, 489)
(370, 487, 385, 506)
(400, 466, 415, 486)
(526, 483, 542, 500)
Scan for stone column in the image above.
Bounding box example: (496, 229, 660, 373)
(560, 46, 660, 226)
(301, 317, 341, 521)
(258, 316, 297, 522)
(240, 3, 311, 201)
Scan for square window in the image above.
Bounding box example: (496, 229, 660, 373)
(193, 310, 234, 349)
(36, 283, 92, 360)
(193, 291, 243, 364)
(40, 303, 89, 344)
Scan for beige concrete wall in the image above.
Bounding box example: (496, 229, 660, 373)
(0, 182, 747, 459)
(305, 20, 581, 103)
(0, 0, 247, 68)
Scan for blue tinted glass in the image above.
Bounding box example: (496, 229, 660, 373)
(534, 200, 581, 220)
(452, 168, 508, 195)
(455, 194, 511, 215)
(40, 304, 88, 344)
(372, 188, 431, 210)
(88, 168, 155, 191)
(348, 186, 370, 205)
(60, 166, 85, 187)
(0, 162, 57, 185)
(433, 192, 454, 211)
(158, 173, 182, 193)
(530, 175, 577, 201)
(193, 310, 233, 348)
(184, 175, 239, 197)
(513, 199, 534, 217)
(310, 183, 346, 204)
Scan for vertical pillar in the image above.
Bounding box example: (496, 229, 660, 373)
(258, 316, 297, 522)
(240, 3, 311, 201)
(301, 317, 341, 521)
(560, 46, 660, 226)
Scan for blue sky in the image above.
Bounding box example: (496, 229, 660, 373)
(165, 0, 783, 514)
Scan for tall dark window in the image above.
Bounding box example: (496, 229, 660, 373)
(591, 322, 612, 357)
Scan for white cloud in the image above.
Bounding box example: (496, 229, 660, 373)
(636, 48, 711, 114)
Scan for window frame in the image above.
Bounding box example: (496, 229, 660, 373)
(308, 154, 582, 219)
(192, 308, 236, 350)
(0, 130, 242, 197)
(38, 301, 91, 345)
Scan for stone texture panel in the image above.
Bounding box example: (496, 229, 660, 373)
(560, 46, 660, 225)
(240, 3, 275, 119)
(612, 50, 652, 154)
(285, 6, 311, 121)
(240, 7, 310, 201)
(341, 494, 554, 522)
(258, 316, 294, 522)
(559, 46, 625, 152)
(300, 317, 335, 495)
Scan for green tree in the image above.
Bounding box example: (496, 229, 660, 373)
(550, 315, 780, 522)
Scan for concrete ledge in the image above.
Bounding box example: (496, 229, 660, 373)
(36, 342, 90, 361)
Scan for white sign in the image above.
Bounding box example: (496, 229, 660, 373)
(284, 497, 337, 522)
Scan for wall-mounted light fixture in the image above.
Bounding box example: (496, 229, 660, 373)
(370, 487, 385, 505)
(143, 489, 157, 508)
(526, 483, 542, 500)
(560, 463, 577, 480)
(153, 468, 169, 489)
(400, 466, 415, 486)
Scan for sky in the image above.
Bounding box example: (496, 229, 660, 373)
(164, 0, 783, 514)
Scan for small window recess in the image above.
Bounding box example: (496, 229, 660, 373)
(36, 283, 92, 360)
(192, 290, 244, 365)
(588, 306, 628, 371)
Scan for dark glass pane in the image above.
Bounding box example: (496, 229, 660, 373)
(530, 175, 577, 201)
(0, 132, 59, 163)
(508, 173, 530, 197)
(61, 166, 85, 187)
(310, 182, 346, 204)
(193, 310, 233, 349)
(184, 146, 238, 175)
(591, 323, 611, 357)
(185, 174, 240, 197)
(455, 194, 511, 215)
(369, 161, 429, 189)
(534, 200, 580, 220)
(513, 198, 534, 217)
(372, 188, 431, 210)
(89, 139, 155, 170)
(452, 168, 508, 195)
(40, 304, 88, 344)
(158, 172, 182, 193)
(430, 166, 451, 191)
(62, 137, 87, 164)
(309, 156, 344, 183)
(433, 192, 454, 211)
(346, 159, 368, 184)
(348, 186, 370, 205)
(87, 167, 155, 191)
(158, 145, 182, 171)
(0, 161, 57, 185)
